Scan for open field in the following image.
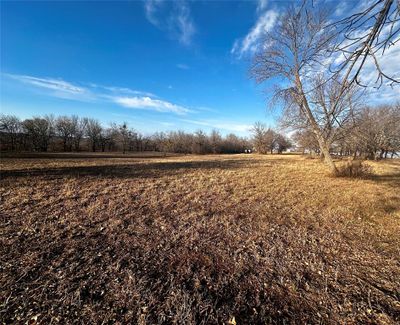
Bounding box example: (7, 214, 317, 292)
(0, 151, 179, 160)
(1, 154, 399, 324)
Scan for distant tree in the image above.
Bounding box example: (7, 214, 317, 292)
(275, 134, 291, 154)
(86, 118, 102, 152)
(192, 130, 209, 154)
(210, 129, 222, 154)
(264, 128, 277, 154)
(56, 116, 76, 151)
(116, 122, 131, 154)
(0, 114, 22, 151)
(251, 122, 278, 154)
(72, 116, 87, 152)
(352, 104, 400, 159)
(251, 122, 268, 154)
(99, 128, 113, 152)
(293, 129, 320, 155)
(22, 116, 54, 152)
(223, 133, 247, 153)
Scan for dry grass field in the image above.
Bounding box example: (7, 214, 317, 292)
(1, 154, 399, 324)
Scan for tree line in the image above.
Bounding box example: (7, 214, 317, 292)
(1, 109, 398, 159)
(0, 114, 256, 154)
(293, 104, 400, 159)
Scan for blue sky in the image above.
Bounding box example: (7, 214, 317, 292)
(1, 0, 399, 136)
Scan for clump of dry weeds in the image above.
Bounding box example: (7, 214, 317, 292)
(336, 159, 374, 178)
(1, 154, 399, 324)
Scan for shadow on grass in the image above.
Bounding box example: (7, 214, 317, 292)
(0, 151, 180, 159)
(0, 159, 260, 180)
(368, 173, 400, 189)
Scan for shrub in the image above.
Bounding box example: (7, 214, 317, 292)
(336, 160, 373, 178)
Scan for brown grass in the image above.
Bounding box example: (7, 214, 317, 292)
(1, 154, 399, 324)
(335, 159, 374, 178)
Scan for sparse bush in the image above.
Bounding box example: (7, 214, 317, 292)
(336, 159, 373, 178)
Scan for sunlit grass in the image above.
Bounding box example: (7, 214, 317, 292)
(1, 154, 399, 324)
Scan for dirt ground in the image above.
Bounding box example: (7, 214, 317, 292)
(1, 154, 399, 324)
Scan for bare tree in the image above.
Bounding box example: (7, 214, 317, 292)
(264, 128, 277, 154)
(251, 122, 268, 154)
(86, 118, 102, 152)
(293, 129, 320, 154)
(192, 130, 209, 154)
(0, 114, 22, 151)
(223, 133, 248, 153)
(72, 116, 87, 152)
(210, 129, 222, 154)
(22, 116, 54, 152)
(331, 0, 400, 88)
(251, 3, 342, 173)
(275, 133, 291, 153)
(56, 116, 76, 151)
(116, 122, 131, 154)
(251, 122, 285, 154)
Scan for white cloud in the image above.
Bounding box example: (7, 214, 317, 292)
(231, 9, 279, 57)
(181, 118, 252, 133)
(174, 1, 195, 45)
(6, 74, 87, 95)
(144, 0, 196, 46)
(89, 83, 156, 97)
(177, 63, 189, 70)
(4, 73, 190, 115)
(257, 0, 268, 13)
(113, 96, 190, 115)
(334, 2, 348, 16)
(144, 0, 164, 26)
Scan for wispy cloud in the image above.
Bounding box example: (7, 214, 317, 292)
(257, 0, 268, 13)
(231, 6, 278, 57)
(4, 73, 190, 115)
(113, 96, 190, 115)
(176, 63, 189, 70)
(181, 118, 252, 133)
(144, 0, 164, 26)
(173, 1, 195, 45)
(144, 0, 196, 46)
(89, 83, 156, 97)
(6, 74, 87, 95)
(334, 2, 348, 17)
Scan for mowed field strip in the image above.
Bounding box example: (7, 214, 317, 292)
(1, 154, 399, 324)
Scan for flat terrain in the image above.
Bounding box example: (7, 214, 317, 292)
(1, 154, 399, 324)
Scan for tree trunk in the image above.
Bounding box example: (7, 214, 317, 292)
(74, 139, 80, 152)
(294, 73, 338, 174)
(319, 140, 337, 174)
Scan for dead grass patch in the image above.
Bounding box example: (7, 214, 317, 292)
(1, 154, 399, 324)
(336, 159, 374, 178)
